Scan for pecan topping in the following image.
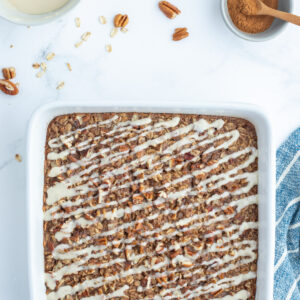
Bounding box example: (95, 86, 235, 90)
(43, 112, 259, 299)
(173, 27, 189, 41)
(95, 237, 107, 246)
(0, 79, 19, 96)
(114, 14, 129, 28)
(224, 206, 235, 215)
(2, 67, 16, 80)
(159, 1, 181, 19)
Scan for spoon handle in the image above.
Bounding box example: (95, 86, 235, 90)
(265, 7, 300, 26)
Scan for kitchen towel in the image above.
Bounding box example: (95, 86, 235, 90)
(274, 128, 300, 300)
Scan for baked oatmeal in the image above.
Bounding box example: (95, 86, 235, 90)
(43, 113, 258, 300)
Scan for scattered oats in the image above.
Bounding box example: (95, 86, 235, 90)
(10, 44, 14, 48)
(40, 62, 47, 71)
(105, 44, 112, 53)
(75, 17, 81, 28)
(46, 52, 55, 61)
(121, 27, 128, 33)
(75, 40, 83, 48)
(36, 71, 45, 78)
(81, 31, 91, 41)
(15, 154, 22, 162)
(32, 63, 40, 69)
(99, 16, 107, 24)
(110, 27, 118, 38)
(15, 83, 20, 88)
(56, 81, 65, 90)
(66, 63, 72, 71)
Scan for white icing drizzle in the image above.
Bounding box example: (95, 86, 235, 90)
(44, 114, 258, 300)
(217, 290, 250, 300)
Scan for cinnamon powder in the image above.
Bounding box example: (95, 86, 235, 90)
(228, 0, 278, 33)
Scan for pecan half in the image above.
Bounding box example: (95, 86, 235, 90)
(0, 79, 19, 96)
(114, 14, 129, 28)
(2, 67, 16, 80)
(159, 1, 181, 19)
(173, 27, 189, 41)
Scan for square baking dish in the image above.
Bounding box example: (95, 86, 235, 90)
(27, 101, 275, 300)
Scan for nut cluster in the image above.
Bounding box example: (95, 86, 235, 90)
(0, 67, 19, 96)
(158, 1, 189, 41)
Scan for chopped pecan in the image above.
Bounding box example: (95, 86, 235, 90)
(144, 191, 154, 201)
(132, 194, 144, 203)
(119, 144, 129, 152)
(95, 237, 107, 246)
(159, 1, 181, 19)
(224, 206, 235, 215)
(173, 27, 189, 41)
(114, 14, 129, 28)
(15, 154, 22, 162)
(184, 152, 194, 160)
(84, 213, 94, 220)
(211, 289, 223, 296)
(170, 249, 181, 258)
(134, 222, 143, 231)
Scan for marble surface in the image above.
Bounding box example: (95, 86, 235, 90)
(0, 0, 299, 299)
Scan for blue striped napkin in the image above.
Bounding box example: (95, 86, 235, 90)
(274, 128, 300, 300)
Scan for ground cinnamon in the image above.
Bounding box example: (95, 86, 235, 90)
(228, 0, 278, 33)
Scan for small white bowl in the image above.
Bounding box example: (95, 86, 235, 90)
(221, 0, 293, 42)
(0, 0, 79, 26)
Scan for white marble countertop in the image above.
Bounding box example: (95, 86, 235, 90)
(0, 0, 299, 299)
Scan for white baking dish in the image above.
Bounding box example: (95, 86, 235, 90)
(27, 101, 275, 300)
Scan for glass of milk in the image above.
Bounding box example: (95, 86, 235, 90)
(0, 0, 79, 25)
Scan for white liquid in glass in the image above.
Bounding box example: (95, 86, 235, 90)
(8, 0, 69, 14)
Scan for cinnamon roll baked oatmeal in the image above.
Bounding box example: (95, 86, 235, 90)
(43, 113, 258, 300)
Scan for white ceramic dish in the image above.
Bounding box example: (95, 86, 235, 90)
(220, 0, 293, 42)
(27, 101, 275, 300)
(0, 0, 79, 26)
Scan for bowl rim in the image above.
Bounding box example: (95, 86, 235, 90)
(220, 0, 294, 42)
(0, 0, 80, 26)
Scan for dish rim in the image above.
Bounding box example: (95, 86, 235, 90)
(27, 101, 275, 300)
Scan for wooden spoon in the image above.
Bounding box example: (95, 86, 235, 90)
(247, 0, 300, 26)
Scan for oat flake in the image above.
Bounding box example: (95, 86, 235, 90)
(66, 63, 72, 71)
(46, 52, 55, 61)
(75, 17, 81, 28)
(110, 28, 118, 38)
(106, 44, 112, 52)
(56, 81, 65, 90)
(99, 16, 107, 24)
